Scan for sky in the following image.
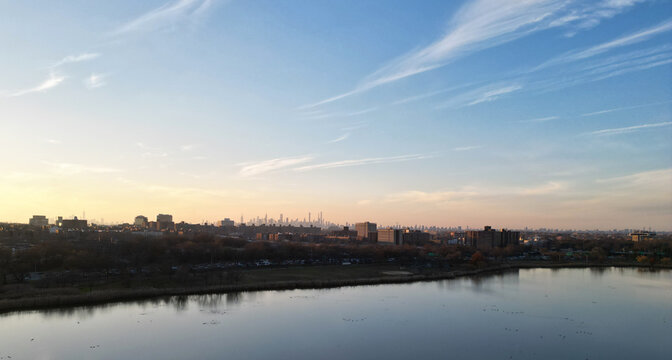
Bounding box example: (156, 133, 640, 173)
(1, 0, 671, 230)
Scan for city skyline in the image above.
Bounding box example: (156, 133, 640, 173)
(1, 0, 671, 230)
(12, 211, 668, 233)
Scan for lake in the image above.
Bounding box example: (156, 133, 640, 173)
(1, 267, 670, 359)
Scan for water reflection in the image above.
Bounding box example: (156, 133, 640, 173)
(225, 291, 241, 305)
(0, 268, 669, 360)
(589, 267, 607, 277)
(31, 296, 190, 319)
(462, 269, 520, 294)
(17, 291, 255, 319)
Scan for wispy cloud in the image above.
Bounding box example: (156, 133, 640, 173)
(390, 83, 476, 106)
(453, 145, 483, 151)
(46, 139, 62, 145)
(142, 152, 169, 158)
(476, 34, 671, 102)
(467, 84, 523, 106)
(438, 83, 523, 108)
(327, 133, 350, 144)
(577, 43, 672, 74)
(383, 180, 566, 205)
(302, 0, 648, 108)
(300, 107, 378, 120)
(556, 0, 648, 37)
(49, 162, 123, 175)
(596, 168, 672, 186)
(586, 57, 672, 83)
(111, 0, 217, 36)
(84, 73, 107, 89)
(440, 21, 672, 105)
(180, 144, 198, 151)
(341, 122, 369, 132)
(536, 18, 672, 71)
(587, 121, 672, 136)
(519, 116, 559, 123)
(136, 142, 154, 149)
(122, 180, 257, 200)
(8, 73, 66, 97)
(524, 44, 672, 95)
(239, 155, 314, 177)
(302, 0, 560, 107)
(385, 189, 479, 204)
(518, 181, 565, 195)
(50, 53, 101, 68)
(136, 142, 170, 158)
(391, 89, 450, 106)
(581, 100, 672, 117)
(294, 154, 430, 172)
(0, 171, 51, 182)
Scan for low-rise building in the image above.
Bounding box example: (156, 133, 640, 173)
(156, 214, 174, 231)
(29, 215, 48, 227)
(630, 231, 656, 242)
(330, 226, 358, 238)
(134, 215, 149, 227)
(378, 228, 403, 245)
(403, 229, 431, 244)
(355, 222, 377, 240)
(466, 226, 519, 250)
(220, 218, 235, 227)
(61, 217, 88, 230)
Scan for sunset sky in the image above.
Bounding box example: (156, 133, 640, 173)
(1, 0, 671, 230)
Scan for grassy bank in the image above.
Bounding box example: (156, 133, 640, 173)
(0, 261, 669, 314)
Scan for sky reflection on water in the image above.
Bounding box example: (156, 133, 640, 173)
(0, 268, 670, 360)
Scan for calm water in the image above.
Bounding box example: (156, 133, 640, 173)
(1, 268, 670, 360)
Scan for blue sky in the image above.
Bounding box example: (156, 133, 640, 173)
(1, 0, 671, 230)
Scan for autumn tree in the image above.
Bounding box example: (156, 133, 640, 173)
(470, 251, 485, 266)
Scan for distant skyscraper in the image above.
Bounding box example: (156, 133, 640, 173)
(220, 218, 234, 227)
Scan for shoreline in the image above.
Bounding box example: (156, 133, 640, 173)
(1, 262, 669, 314)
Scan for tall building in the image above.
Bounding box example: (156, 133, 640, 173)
(134, 215, 149, 227)
(466, 226, 519, 250)
(355, 222, 377, 240)
(378, 228, 403, 245)
(220, 218, 235, 227)
(156, 214, 174, 231)
(29, 215, 48, 227)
